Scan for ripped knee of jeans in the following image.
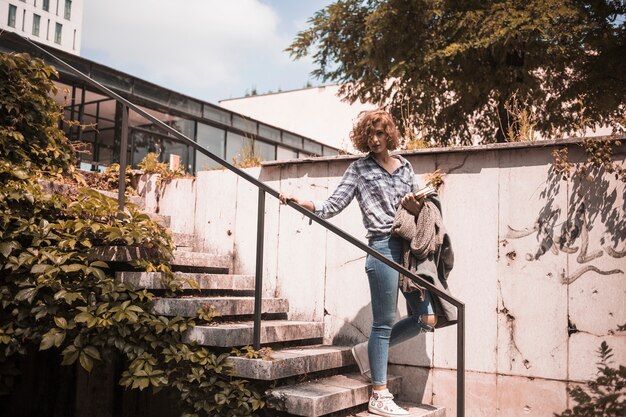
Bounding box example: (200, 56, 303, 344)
(418, 314, 436, 332)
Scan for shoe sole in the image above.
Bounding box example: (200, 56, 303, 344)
(367, 406, 410, 417)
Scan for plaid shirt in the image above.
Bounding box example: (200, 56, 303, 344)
(313, 153, 416, 238)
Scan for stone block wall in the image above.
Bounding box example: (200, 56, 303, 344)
(153, 139, 625, 416)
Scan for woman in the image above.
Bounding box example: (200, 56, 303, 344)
(279, 109, 437, 417)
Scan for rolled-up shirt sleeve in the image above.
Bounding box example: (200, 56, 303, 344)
(312, 163, 358, 219)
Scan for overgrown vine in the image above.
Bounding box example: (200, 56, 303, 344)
(0, 52, 263, 416)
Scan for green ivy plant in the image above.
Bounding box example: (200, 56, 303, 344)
(555, 341, 625, 417)
(0, 52, 263, 416)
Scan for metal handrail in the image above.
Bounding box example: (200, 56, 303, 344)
(18, 35, 465, 417)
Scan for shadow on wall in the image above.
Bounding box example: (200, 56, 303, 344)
(329, 301, 431, 400)
(505, 147, 625, 285)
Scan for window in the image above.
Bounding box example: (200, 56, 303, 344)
(21, 9, 25, 31)
(32, 14, 40, 36)
(7, 4, 16, 27)
(72, 29, 76, 49)
(64, 0, 71, 19)
(196, 123, 225, 171)
(54, 22, 62, 44)
(42, 0, 49, 11)
(46, 18, 50, 39)
(254, 140, 276, 162)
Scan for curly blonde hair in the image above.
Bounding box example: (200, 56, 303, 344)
(349, 109, 400, 153)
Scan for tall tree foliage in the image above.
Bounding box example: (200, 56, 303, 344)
(288, 0, 626, 145)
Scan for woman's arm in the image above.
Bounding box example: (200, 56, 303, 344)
(278, 193, 315, 212)
(278, 163, 358, 218)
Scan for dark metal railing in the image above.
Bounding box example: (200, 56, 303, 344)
(20, 36, 465, 417)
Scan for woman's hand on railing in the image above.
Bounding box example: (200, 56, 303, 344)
(278, 193, 315, 212)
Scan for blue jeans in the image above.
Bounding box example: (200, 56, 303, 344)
(365, 234, 435, 385)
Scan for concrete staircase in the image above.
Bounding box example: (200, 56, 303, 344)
(97, 217, 444, 417)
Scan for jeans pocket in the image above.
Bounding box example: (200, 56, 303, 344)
(365, 254, 375, 273)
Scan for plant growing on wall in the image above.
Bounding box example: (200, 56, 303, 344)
(0, 52, 263, 416)
(232, 137, 262, 168)
(555, 341, 625, 417)
(425, 169, 445, 191)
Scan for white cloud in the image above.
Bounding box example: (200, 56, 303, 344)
(81, 0, 289, 101)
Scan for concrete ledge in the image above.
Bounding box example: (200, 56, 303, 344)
(266, 372, 402, 416)
(90, 248, 231, 271)
(152, 297, 289, 317)
(116, 271, 254, 290)
(230, 345, 355, 380)
(171, 232, 194, 248)
(171, 250, 231, 271)
(184, 320, 324, 347)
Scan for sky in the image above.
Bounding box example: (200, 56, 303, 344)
(81, 0, 336, 104)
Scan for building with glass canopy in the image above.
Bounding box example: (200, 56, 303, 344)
(0, 32, 342, 173)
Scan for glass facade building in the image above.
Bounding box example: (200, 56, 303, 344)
(1, 32, 341, 174)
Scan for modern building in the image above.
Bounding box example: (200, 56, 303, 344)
(220, 84, 376, 154)
(220, 83, 614, 149)
(0, 0, 83, 55)
(0, 32, 341, 173)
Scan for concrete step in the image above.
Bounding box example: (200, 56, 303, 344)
(184, 320, 324, 347)
(171, 232, 194, 249)
(266, 372, 402, 417)
(353, 403, 445, 417)
(116, 271, 255, 290)
(89, 246, 158, 263)
(230, 345, 355, 380)
(145, 212, 171, 228)
(171, 250, 231, 272)
(152, 296, 289, 317)
(90, 248, 231, 272)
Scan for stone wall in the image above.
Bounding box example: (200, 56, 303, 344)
(155, 138, 626, 417)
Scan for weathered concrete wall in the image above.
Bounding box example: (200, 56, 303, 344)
(155, 139, 625, 417)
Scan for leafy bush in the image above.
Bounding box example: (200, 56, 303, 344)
(555, 341, 625, 417)
(0, 52, 75, 176)
(0, 52, 263, 416)
(138, 152, 188, 183)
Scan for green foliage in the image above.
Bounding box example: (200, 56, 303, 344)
(0, 52, 76, 175)
(81, 163, 139, 195)
(555, 341, 625, 417)
(232, 139, 262, 168)
(552, 138, 625, 182)
(197, 304, 221, 323)
(425, 169, 445, 191)
(289, 1, 626, 145)
(231, 346, 274, 361)
(0, 51, 263, 416)
(139, 152, 188, 186)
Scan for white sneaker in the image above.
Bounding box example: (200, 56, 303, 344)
(368, 389, 409, 416)
(351, 341, 371, 379)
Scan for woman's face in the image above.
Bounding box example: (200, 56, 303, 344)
(367, 121, 388, 154)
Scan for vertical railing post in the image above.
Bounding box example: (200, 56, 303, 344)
(457, 304, 465, 417)
(253, 189, 266, 350)
(117, 105, 129, 213)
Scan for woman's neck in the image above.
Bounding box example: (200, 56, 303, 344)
(372, 149, 391, 164)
